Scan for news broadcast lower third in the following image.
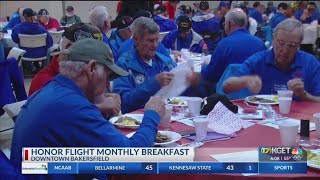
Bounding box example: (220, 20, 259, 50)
(20, 146, 308, 174)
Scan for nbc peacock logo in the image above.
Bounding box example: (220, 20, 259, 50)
(291, 147, 303, 161)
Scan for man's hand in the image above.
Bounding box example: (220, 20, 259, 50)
(94, 93, 121, 117)
(186, 71, 201, 87)
(287, 78, 305, 99)
(144, 96, 165, 120)
(156, 72, 174, 87)
(244, 75, 262, 94)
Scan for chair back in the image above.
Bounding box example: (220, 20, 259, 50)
(158, 31, 169, 42)
(7, 47, 26, 62)
(3, 100, 27, 121)
(49, 30, 64, 44)
(18, 33, 47, 48)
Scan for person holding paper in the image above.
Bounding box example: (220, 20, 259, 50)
(222, 18, 320, 102)
(10, 39, 166, 180)
(113, 17, 200, 113)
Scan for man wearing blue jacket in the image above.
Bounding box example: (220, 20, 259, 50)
(11, 8, 53, 73)
(153, 5, 177, 32)
(191, 0, 221, 52)
(222, 19, 320, 102)
(201, 8, 266, 86)
(249, 2, 264, 24)
(162, 15, 204, 53)
(117, 10, 170, 61)
(113, 17, 176, 113)
(109, 16, 134, 61)
(269, 3, 288, 29)
(10, 38, 166, 180)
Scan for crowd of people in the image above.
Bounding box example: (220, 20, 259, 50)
(1, 1, 320, 179)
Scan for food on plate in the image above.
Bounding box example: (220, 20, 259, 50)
(155, 132, 171, 143)
(167, 98, 186, 105)
(305, 149, 320, 162)
(272, 96, 278, 102)
(115, 116, 141, 126)
(248, 96, 277, 103)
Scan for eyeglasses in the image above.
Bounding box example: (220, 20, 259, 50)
(275, 38, 299, 49)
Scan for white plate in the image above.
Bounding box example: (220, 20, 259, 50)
(109, 114, 143, 129)
(126, 131, 182, 146)
(166, 97, 188, 107)
(307, 149, 320, 170)
(245, 95, 278, 105)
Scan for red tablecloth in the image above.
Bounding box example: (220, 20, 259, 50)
(112, 101, 320, 180)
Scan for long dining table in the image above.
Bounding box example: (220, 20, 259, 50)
(112, 100, 320, 180)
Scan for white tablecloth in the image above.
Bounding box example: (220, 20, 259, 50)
(1, 33, 18, 48)
(301, 24, 318, 45)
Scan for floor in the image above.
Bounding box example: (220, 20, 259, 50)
(0, 77, 31, 158)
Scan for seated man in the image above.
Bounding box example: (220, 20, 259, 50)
(191, 0, 221, 52)
(60, 5, 82, 26)
(10, 39, 166, 179)
(201, 8, 266, 86)
(248, 2, 264, 24)
(37, 9, 60, 31)
(117, 10, 170, 61)
(294, 1, 320, 24)
(153, 5, 177, 32)
(109, 16, 133, 61)
(222, 19, 320, 102)
(11, 8, 53, 73)
(3, 8, 24, 33)
(269, 3, 288, 29)
(162, 15, 204, 53)
(114, 17, 200, 113)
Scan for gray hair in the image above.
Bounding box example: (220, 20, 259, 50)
(89, 6, 108, 31)
(273, 18, 304, 42)
(225, 8, 248, 28)
(131, 17, 159, 40)
(59, 61, 105, 80)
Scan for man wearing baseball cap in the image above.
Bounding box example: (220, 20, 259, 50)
(11, 8, 53, 74)
(38, 8, 60, 31)
(109, 16, 133, 60)
(60, 5, 82, 26)
(162, 15, 204, 53)
(153, 5, 177, 32)
(11, 38, 166, 180)
(192, 0, 220, 52)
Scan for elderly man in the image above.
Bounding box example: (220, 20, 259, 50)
(113, 17, 201, 113)
(60, 5, 82, 26)
(10, 38, 166, 179)
(153, 5, 177, 32)
(89, 6, 112, 45)
(269, 3, 288, 29)
(162, 15, 204, 53)
(192, 0, 221, 52)
(37, 9, 60, 31)
(201, 8, 266, 85)
(109, 16, 133, 61)
(11, 8, 53, 74)
(222, 19, 320, 102)
(117, 10, 170, 61)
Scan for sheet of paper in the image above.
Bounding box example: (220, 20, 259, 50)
(259, 118, 316, 132)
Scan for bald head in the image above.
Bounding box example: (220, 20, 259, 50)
(225, 8, 248, 28)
